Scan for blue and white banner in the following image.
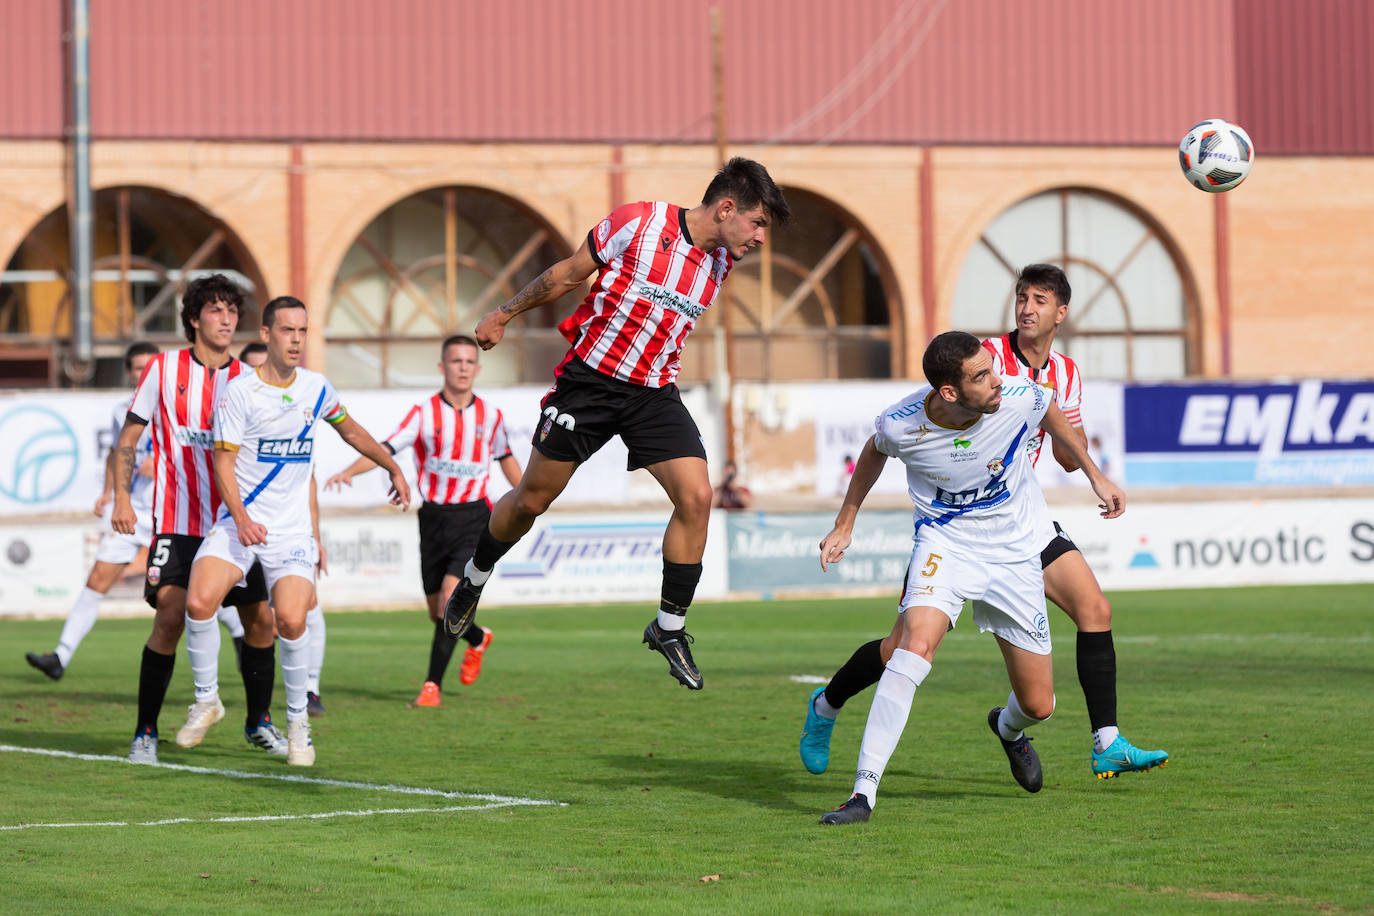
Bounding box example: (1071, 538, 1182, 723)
(1123, 379, 1374, 487)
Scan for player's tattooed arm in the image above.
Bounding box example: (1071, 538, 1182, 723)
(110, 417, 147, 534)
(475, 239, 600, 350)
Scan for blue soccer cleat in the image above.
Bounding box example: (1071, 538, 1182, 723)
(799, 687, 837, 774)
(1092, 735, 1169, 778)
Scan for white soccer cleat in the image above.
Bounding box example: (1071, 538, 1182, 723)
(175, 696, 226, 748)
(128, 732, 158, 765)
(286, 717, 315, 767)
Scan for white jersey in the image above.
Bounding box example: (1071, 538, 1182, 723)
(113, 394, 155, 513)
(873, 377, 1053, 564)
(213, 367, 346, 536)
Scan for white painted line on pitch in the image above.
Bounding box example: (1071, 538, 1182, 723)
(789, 675, 830, 684)
(0, 803, 534, 832)
(0, 744, 565, 807)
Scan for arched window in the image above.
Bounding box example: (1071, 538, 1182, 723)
(702, 188, 900, 382)
(950, 189, 1198, 379)
(0, 187, 264, 385)
(325, 186, 576, 388)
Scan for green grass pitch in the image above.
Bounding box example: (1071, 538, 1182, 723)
(3, 584, 1372, 913)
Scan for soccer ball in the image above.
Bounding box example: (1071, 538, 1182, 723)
(1179, 119, 1254, 192)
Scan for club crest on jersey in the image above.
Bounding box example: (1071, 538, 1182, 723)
(147, 565, 161, 586)
(986, 458, 1005, 476)
(594, 218, 611, 245)
(257, 438, 313, 462)
(539, 415, 553, 442)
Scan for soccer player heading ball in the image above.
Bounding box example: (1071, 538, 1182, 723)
(444, 157, 790, 689)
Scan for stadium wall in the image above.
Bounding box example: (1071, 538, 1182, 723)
(3, 140, 1374, 381)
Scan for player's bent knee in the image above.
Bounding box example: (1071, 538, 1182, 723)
(1078, 594, 1112, 630)
(1023, 693, 1056, 723)
(513, 487, 556, 518)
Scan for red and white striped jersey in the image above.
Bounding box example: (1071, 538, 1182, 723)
(384, 392, 512, 505)
(127, 348, 247, 537)
(555, 201, 732, 388)
(983, 332, 1083, 466)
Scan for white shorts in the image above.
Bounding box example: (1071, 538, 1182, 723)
(94, 502, 153, 565)
(196, 516, 318, 594)
(899, 536, 1051, 655)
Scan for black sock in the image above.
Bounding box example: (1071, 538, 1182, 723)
(471, 528, 518, 574)
(427, 619, 459, 687)
(462, 618, 485, 647)
(659, 560, 703, 628)
(136, 646, 176, 736)
(1076, 630, 1118, 732)
(240, 643, 276, 728)
(823, 639, 885, 710)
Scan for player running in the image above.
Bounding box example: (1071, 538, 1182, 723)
(443, 157, 789, 689)
(800, 264, 1168, 781)
(177, 296, 409, 765)
(112, 275, 277, 764)
(25, 342, 158, 680)
(325, 334, 521, 707)
(816, 331, 1126, 825)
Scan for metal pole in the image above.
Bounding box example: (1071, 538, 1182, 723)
(68, 0, 94, 379)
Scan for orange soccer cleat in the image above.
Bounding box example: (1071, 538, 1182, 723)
(458, 627, 493, 685)
(414, 680, 442, 707)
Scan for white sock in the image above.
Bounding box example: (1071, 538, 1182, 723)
(305, 604, 325, 695)
(998, 690, 1054, 741)
(813, 690, 840, 720)
(463, 558, 491, 587)
(280, 633, 310, 722)
(216, 605, 245, 639)
(185, 614, 221, 704)
(1093, 726, 1120, 753)
(853, 648, 931, 806)
(55, 587, 103, 667)
(657, 609, 687, 631)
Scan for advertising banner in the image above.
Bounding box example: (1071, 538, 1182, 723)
(1123, 379, 1374, 487)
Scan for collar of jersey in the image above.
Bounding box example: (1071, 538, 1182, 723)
(253, 366, 297, 388)
(439, 389, 476, 411)
(923, 391, 980, 432)
(1008, 329, 1050, 375)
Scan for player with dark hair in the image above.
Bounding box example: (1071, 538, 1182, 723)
(800, 264, 1168, 782)
(326, 334, 521, 706)
(112, 275, 278, 763)
(447, 157, 790, 689)
(177, 296, 408, 765)
(815, 331, 1126, 825)
(25, 342, 160, 679)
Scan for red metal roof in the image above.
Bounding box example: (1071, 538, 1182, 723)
(0, 0, 1366, 152)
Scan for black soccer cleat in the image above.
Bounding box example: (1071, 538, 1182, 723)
(443, 577, 484, 639)
(307, 691, 325, 718)
(820, 793, 872, 825)
(988, 707, 1043, 793)
(642, 621, 703, 689)
(26, 651, 64, 680)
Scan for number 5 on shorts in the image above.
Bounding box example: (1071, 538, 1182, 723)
(152, 537, 171, 567)
(920, 552, 942, 577)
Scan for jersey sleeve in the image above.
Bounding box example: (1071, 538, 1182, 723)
(491, 410, 512, 460)
(214, 380, 249, 451)
(586, 202, 646, 268)
(319, 377, 347, 425)
(872, 410, 900, 458)
(384, 403, 423, 454)
(1058, 358, 1083, 427)
(126, 354, 161, 425)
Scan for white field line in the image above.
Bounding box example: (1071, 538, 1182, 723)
(1, 744, 565, 830)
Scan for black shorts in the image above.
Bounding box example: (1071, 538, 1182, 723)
(533, 357, 707, 470)
(418, 500, 492, 596)
(1040, 521, 1080, 569)
(144, 532, 268, 609)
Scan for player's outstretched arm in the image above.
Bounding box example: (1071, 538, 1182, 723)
(213, 447, 268, 545)
(1041, 402, 1124, 518)
(324, 454, 379, 491)
(1050, 422, 1088, 473)
(332, 415, 411, 510)
(473, 239, 599, 350)
(819, 435, 890, 571)
(310, 473, 327, 576)
(111, 416, 148, 534)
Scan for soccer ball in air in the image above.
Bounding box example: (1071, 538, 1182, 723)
(1179, 119, 1254, 192)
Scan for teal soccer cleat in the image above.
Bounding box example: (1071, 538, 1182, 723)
(799, 687, 837, 774)
(1092, 735, 1169, 778)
